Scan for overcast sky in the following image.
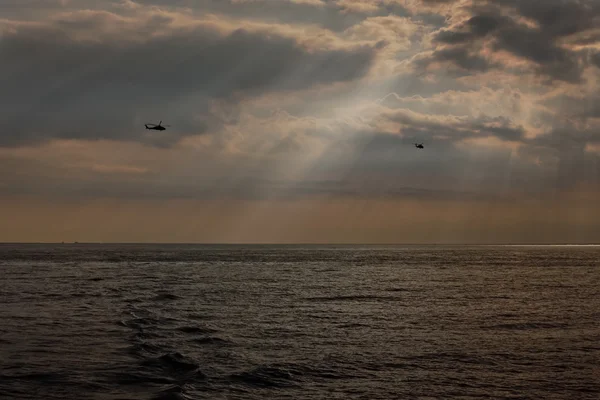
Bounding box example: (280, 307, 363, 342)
(2, 0, 600, 243)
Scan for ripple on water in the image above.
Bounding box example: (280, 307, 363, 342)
(192, 336, 233, 345)
(152, 293, 182, 301)
(229, 363, 357, 389)
(2, 244, 599, 400)
(176, 326, 218, 335)
(484, 322, 571, 330)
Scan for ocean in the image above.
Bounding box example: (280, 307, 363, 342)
(1, 244, 599, 399)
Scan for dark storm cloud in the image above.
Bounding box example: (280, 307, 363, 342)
(541, 91, 600, 121)
(125, 0, 409, 31)
(422, 13, 511, 75)
(0, 12, 376, 147)
(419, 46, 495, 74)
(522, 125, 600, 190)
(591, 52, 600, 69)
(423, 0, 600, 82)
(0, 1, 121, 20)
(418, 0, 456, 5)
(491, 0, 600, 37)
(522, 89, 600, 191)
(0, 0, 71, 13)
(434, 14, 512, 44)
(1, 0, 66, 8)
(492, 25, 583, 83)
(135, 0, 358, 31)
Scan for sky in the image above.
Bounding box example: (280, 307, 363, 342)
(1, 0, 600, 243)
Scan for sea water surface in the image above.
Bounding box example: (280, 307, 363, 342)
(1, 244, 599, 399)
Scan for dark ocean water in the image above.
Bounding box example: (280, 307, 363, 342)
(1, 244, 599, 400)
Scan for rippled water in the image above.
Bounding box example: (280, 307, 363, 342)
(1, 244, 599, 399)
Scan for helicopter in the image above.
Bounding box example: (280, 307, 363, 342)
(414, 143, 424, 149)
(145, 121, 170, 131)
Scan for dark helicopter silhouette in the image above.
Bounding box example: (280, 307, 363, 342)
(414, 143, 424, 149)
(145, 121, 170, 131)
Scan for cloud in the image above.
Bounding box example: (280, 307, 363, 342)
(1, 0, 600, 230)
(492, 0, 600, 37)
(336, 0, 381, 14)
(380, 106, 525, 143)
(0, 9, 377, 147)
(493, 24, 583, 83)
(592, 52, 600, 69)
(414, 0, 600, 83)
(417, 46, 495, 75)
(118, 0, 389, 32)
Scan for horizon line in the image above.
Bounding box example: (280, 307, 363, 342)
(1, 242, 599, 246)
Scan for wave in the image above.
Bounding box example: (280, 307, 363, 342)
(484, 322, 570, 330)
(152, 293, 181, 301)
(128, 341, 163, 356)
(303, 294, 405, 302)
(230, 365, 300, 388)
(151, 385, 192, 400)
(141, 352, 207, 379)
(114, 371, 175, 385)
(0, 372, 66, 383)
(119, 316, 179, 329)
(176, 326, 218, 335)
(192, 336, 232, 345)
(229, 363, 353, 388)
